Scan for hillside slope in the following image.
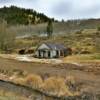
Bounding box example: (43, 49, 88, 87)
(0, 6, 54, 25)
(10, 18, 100, 36)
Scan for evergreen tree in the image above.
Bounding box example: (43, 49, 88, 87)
(46, 20, 53, 38)
(0, 6, 53, 25)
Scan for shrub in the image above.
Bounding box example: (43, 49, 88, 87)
(42, 77, 72, 96)
(25, 74, 43, 89)
(14, 77, 26, 85)
(65, 76, 81, 96)
(65, 76, 76, 90)
(97, 26, 100, 31)
(93, 54, 100, 60)
(75, 30, 82, 34)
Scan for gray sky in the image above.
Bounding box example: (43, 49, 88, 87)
(0, 0, 100, 20)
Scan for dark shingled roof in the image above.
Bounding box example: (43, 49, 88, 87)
(45, 43, 66, 50)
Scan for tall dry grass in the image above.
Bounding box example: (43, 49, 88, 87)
(25, 74, 43, 89)
(9, 72, 81, 97)
(65, 76, 81, 96)
(42, 77, 73, 96)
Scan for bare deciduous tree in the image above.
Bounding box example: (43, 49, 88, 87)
(0, 20, 15, 51)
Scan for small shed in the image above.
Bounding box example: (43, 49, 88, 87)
(35, 43, 70, 58)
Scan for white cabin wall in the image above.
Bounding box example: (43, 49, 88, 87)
(51, 50, 56, 58)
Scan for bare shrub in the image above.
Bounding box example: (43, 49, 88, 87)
(66, 76, 76, 84)
(0, 20, 15, 51)
(42, 77, 72, 96)
(65, 76, 81, 95)
(25, 74, 43, 89)
(14, 77, 26, 85)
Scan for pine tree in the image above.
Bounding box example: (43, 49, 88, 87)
(46, 20, 53, 38)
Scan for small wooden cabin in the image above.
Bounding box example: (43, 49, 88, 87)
(35, 43, 70, 58)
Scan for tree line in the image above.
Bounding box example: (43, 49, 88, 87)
(0, 6, 54, 25)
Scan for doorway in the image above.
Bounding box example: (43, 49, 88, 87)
(48, 51, 51, 58)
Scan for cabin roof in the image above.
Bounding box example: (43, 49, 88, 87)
(44, 43, 66, 50)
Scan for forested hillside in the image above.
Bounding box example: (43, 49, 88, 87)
(0, 6, 54, 25)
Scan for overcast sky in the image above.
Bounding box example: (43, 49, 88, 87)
(0, 0, 100, 20)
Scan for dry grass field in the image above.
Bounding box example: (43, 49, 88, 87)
(63, 54, 100, 63)
(0, 56, 100, 95)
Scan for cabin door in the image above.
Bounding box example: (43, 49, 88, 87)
(38, 50, 41, 58)
(43, 51, 46, 58)
(56, 50, 59, 58)
(48, 51, 51, 58)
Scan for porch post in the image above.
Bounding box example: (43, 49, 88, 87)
(45, 50, 48, 58)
